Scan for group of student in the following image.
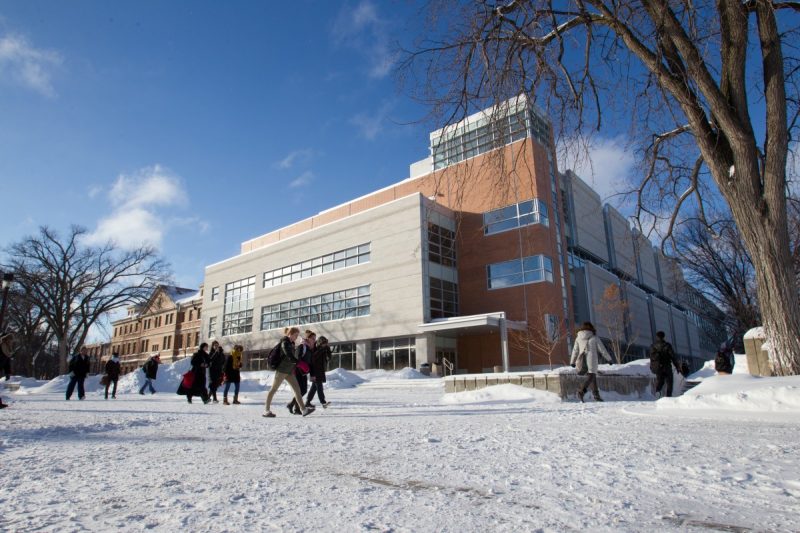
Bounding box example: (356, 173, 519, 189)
(173, 340, 244, 404)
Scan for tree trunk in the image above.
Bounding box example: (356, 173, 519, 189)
(58, 338, 69, 375)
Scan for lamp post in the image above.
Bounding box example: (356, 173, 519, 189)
(0, 272, 14, 334)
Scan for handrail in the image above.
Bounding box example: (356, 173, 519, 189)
(442, 357, 454, 377)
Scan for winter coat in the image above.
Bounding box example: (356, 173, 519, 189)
(570, 329, 611, 374)
(189, 349, 208, 393)
(142, 357, 159, 380)
(275, 336, 298, 375)
(310, 345, 330, 383)
(224, 349, 242, 383)
(208, 347, 225, 381)
(105, 358, 121, 380)
(68, 354, 91, 379)
(649, 339, 679, 375)
(715, 348, 735, 374)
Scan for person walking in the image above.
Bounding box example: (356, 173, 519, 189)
(207, 340, 225, 403)
(186, 343, 210, 404)
(263, 327, 314, 418)
(223, 344, 243, 405)
(66, 346, 91, 400)
(0, 332, 14, 381)
(649, 331, 681, 398)
(104, 351, 121, 399)
(288, 330, 315, 414)
(570, 322, 612, 402)
(714, 342, 735, 375)
(139, 354, 161, 395)
(306, 335, 331, 408)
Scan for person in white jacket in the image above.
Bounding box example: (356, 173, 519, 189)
(570, 321, 612, 402)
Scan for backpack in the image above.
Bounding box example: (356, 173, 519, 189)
(649, 342, 671, 374)
(267, 342, 283, 370)
(715, 350, 733, 374)
(575, 350, 588, 375)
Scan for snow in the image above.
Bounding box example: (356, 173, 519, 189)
(1, 357, 799, 532)
(743, 326, 765, 340)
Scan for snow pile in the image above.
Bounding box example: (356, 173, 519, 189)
(324, 368, 365, 389)
(441, 383, 561, 405)
(357, 367, 431, 381)
(657, 374, 800, 413)
(687, 353, 750, 382)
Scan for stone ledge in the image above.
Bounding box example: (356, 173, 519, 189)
(444, 372, 654, 400)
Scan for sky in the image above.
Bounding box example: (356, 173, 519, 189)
(0, 0, 646, 295)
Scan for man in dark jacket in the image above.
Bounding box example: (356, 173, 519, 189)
(207, 341, 225, 403)
(66, 346, 91, 400)
(139, 354, 160, 395)
(104, 352, 122, 399)
(649, 331, 681, 398)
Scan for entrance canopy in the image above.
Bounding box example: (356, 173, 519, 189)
(418, 312, 527, 335)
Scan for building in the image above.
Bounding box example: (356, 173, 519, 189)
(201, 95, 721, 373)
(110, 285, 203, 373)
(83, 341, 111, 374)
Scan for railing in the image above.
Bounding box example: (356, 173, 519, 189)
(442, 357, 454, 377)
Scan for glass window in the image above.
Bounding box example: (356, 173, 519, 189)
(222, 277, 255, 336)
(488, 255, 554, 289)
(369, 338, 416, 371)
(483, 198, 549, 235)
(260, 285, 370, 331)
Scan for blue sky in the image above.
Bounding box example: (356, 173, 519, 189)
(0, 0, 437, 289)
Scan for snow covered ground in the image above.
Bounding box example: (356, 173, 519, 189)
(1, 361, 799, 532)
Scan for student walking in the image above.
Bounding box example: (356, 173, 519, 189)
(223, 344, 243, 405)
(306, 336, 331, 408)
(650, 331, 681, 397)
(207, 340, 225, 403)
(66, 346, 91, 400)
(139, 354, 161, 395)
(104, 352, 121, 399)
(570, 322, 612, 402)
(0, 332, 14, 381)
(288, 330, 315, 414)
(263, 327, 314, 418)
(186, 343, 210, 404)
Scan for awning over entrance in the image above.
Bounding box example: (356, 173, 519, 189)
(418, 312, 527, 371)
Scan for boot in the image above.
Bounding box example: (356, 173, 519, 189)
(223, 397, 230, 405)
(577, 390, 585, 403)
(232, 394, 240, 405)
(593, 394, 603, 402)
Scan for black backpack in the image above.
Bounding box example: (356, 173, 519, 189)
(267, 342, 283, 370)
(649, 342, 671, 373)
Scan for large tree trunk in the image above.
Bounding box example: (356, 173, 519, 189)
(58, 338, 69, 375)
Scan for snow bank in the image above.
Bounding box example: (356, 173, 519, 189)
(687, 353, 750, 382)
(657, 374, 800, 413)
(357, 367, 432, 381)
(441, 383, 561, 405)
(743, 326, 765, 339)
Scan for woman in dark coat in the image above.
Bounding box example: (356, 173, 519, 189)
(306, 336, 331, 408)
(183, 343, 210, 404)
(207, 340, 225, 403)
(288, 330, 315, 414)
(104, 352, 121, 399)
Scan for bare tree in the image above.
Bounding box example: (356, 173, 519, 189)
(674, 217, 761, 348)
(510, 299, 568, 368)
(3, 226, 170, 373)
(3, 285, 55, 377)
(594, 284, 632, 364)
(404, 0, 800, 374)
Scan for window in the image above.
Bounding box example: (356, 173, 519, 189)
(428, 224, 456, 267)
(211, 286, 220, 301)
(208, 316, 217, 338)
(370, 337, 416, 370)
(260, 285, 370, 330)
(263, 243, 370, 288)
(188, 310, 193, 321)
(222, 277, 255, 336)
(483, 199, 549, 235)
(487, 255, 554, 289)
(430, 277, 458, 319)
(329, 343, 357, 371)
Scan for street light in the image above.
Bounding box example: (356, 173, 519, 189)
(0, 272, 14, 334)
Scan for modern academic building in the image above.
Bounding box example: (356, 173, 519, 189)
(201, 96, 723, 374)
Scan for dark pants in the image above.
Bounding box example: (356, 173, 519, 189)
(655, 370, 674, 397)
(288, 373, 309, 412)
(187, 391, 210, 404)
(223, 380, 240, 397)
(578, 373, 600, 398)
(307, 380, 326, 404)
(105, 379, 118, 399)
(66, 376, 86, 400)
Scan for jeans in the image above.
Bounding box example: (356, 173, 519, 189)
(307, 380, 326, 404)
(223, 380, 240, 397)
(655, 370, 674, 397)
(139, 378, 156, 394)
(265, 371, 305, 414)
(66, 376, 85, 400)
(105, 379, 118, 399)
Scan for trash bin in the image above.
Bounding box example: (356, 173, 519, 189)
(419, 363, 431, 376)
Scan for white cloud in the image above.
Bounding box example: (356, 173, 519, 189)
(278, 148, 314, 169)
(85, 165, 188, 250)
(0, 33, 62, 97)
(332, 0, 397, 79)
(350, 102, 393, 140)
(289, 171, 314, 189)
(559, 135, 636, 205)
(87, 185, 103, 199)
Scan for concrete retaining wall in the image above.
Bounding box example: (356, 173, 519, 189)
(444, 372, 654, 400)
